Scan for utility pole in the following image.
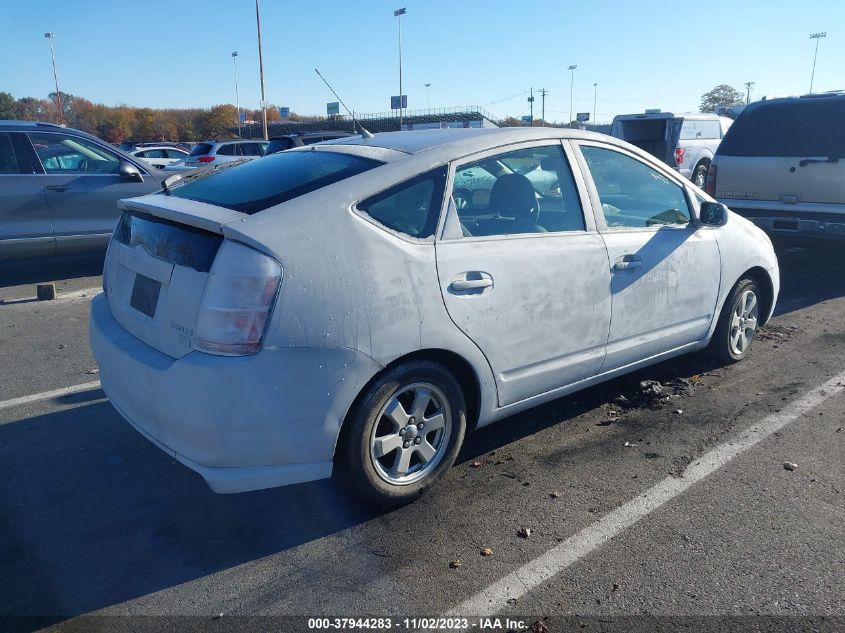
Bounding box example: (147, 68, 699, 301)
(44, 33, 64, 125)
(809, 32, 826, 94)
(593, 83, 598, 125)
(395, 8, 406, 129)
(528, 87, 534, 125)
(539, 88, 548, 124)
(232, 52, 241, 137)
(568, 64, 577, 124)
(255, 0, 268, 140)
(743, 81, 755, 106)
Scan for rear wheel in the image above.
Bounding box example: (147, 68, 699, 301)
(692, 162, 709, 189)
(338, 361, 467, 506)
(708, 278, 761, 363)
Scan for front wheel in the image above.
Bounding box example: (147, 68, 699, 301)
(708, 278, 761, 363)
(338, 361, 467, 506)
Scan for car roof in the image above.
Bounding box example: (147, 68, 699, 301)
(0, 120, 66, 130)
(322, 126, 607, 156)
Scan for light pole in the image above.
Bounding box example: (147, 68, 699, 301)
(593, 83, 598, 125)
(425, 82, 431, 110)
(232, 51, 241, 137)
(809, 32, 826, 94)
(44, 33, 64, 125)
(743, 81, 755, 106)
(528, 87, 534, 125)
(539, 88, 548, 124)
(255, 0, 268, 140)
(394, 8, 406, 129)
(568, 64, 577, 124)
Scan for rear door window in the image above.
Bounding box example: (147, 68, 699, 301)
(168, 150, 382, 214)
(189, 143, 213, 156)
(357, 167, 447, 239)
(718, 98, 845, 157)
(0, 133, 23, 174)
(216, 144, 237, 156)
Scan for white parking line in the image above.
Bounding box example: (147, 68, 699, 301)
(448, 369, 845, 617)
(0, 381, 102, 412)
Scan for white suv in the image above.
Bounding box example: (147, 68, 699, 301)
(184, 140, 268, 167)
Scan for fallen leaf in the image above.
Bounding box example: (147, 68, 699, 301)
(549, 491, 561, 499)
(449, 559, 462, 569)
(480, 547, 493, 557)
(783, 462, 798, 471)
(517, 527, 531, 538)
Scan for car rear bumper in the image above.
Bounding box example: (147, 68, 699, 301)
(722, 204, 845, 240)
(89, 293, 382, 493)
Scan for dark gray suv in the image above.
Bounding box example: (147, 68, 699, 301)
(0, 121, 165, 261)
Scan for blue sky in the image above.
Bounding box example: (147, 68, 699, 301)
(2, 0, 841, 123)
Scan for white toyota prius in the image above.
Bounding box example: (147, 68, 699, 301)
(90, 127, 779, 505)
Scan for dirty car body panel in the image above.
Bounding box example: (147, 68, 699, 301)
(90, 127, 779, 494)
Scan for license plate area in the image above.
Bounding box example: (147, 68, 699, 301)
(130, 273, 161, 318)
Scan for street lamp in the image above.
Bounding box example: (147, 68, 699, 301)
(568, 64, 577, 124)
(232, 52, 241, 137)
(809, 32, 826, 94)
(394, 8, 406, 129)
(255, 0, 268, 140)
(425, 82, 431, 110)
(44, 32, 64, 125)
(593, 83, 598, 125)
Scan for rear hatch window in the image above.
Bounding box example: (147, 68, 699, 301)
(114, 211, 222, 272)
(189, 143, 213, 156)
(167, 150, 382, 214)
(718, 98, 845, 157)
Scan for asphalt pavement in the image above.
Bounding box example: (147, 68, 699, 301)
(0, 245, 843, 633)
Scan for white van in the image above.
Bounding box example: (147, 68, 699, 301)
(611, 112, 732, 188)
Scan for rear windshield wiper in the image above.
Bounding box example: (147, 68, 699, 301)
(162, 158, 252, 193)
(798, 156, 839, 167)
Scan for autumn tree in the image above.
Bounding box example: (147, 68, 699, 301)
(700, 84, 744, 113)
(0, 92, 16, 119)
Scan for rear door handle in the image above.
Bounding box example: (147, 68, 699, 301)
(613, 255, 643, 271)
(450, 278, 493, 291)
(44, 185, 69, 192)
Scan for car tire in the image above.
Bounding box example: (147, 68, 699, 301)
(708, 278, 762, 364)
(338, 361, 467, 506)
(692, 162, 709, 189)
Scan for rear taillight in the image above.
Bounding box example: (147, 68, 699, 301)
(705, 164, 717, 197)
(195, 241, 282, 356)
(197, 155, 215, 163)
(674, 148, 685, 165)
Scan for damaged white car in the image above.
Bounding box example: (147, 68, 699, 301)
(90, 127, 779, 505)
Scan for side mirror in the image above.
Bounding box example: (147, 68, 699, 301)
(699, 201, 729, 227)
(119, 161, 143, 182)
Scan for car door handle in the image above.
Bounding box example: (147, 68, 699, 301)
(450, 278, 493, 291)
(613, 256, 642, 271)
(44, 185, 69, 192)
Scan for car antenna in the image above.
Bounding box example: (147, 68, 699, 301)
(314, 68, 374, 138)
